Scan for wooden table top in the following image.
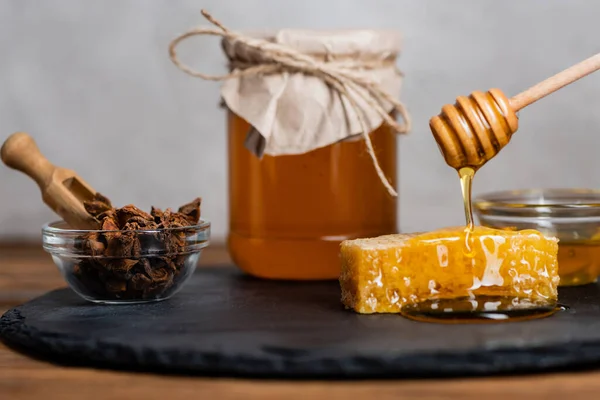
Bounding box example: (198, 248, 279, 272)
(2, 243, 600, 400)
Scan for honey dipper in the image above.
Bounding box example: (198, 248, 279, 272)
(1, 132, 100, 230)
(430, 52, 600, 169)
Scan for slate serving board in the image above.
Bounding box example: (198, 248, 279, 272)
(2, 266, 600, 379)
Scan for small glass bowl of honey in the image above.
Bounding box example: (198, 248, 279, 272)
(474, 188, 600, 286)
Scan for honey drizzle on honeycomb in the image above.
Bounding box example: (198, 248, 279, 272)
(339, 226, 560, 315)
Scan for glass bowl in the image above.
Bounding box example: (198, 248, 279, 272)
(42, 220, 210, 304)
(474, 189, 600, 286)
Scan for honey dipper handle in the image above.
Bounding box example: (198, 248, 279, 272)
(510, 52, 600, 111)
(1, 132, 55, 189)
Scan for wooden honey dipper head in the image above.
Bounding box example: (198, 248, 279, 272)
(429, 88, 518, 170)
(430, 52, 600, 170)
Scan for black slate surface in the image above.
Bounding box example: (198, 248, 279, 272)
(2, 266, 600, 379)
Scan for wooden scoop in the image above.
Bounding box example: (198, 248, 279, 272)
(430, 52, 600, 170)
(1, 132, 100, 230)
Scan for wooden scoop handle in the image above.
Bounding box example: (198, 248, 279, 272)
(510, 52, 600, 111)
(1, 132, 56, 189)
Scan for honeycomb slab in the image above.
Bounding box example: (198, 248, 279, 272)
(339, 226, 559, 314)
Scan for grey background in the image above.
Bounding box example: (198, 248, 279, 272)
(1, 0, 598, 241)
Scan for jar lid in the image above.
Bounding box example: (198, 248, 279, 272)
(169, 11, 410, 196)
(222, 29, 402, 63)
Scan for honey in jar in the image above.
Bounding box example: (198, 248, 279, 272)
(228, 112, 397, 280)
(556, 241, 600, 286)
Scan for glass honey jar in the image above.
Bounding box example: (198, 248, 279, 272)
(169, 18, 409, 280)
(223, 31, 407, 280)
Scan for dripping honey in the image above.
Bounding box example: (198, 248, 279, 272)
(398, 227, 560, 323)
(458, 167, 476, 230)
(402, 165, 558, 322)
(227, 111, 397, 280)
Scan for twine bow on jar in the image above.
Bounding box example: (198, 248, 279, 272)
(169, 10, 412, 196)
